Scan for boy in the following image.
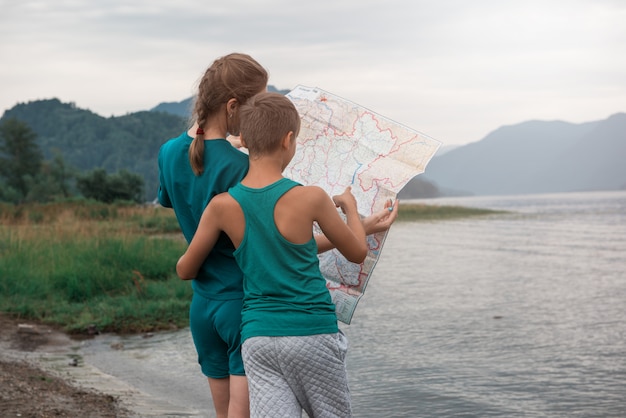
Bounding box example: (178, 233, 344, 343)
(177, 92, 367, 417)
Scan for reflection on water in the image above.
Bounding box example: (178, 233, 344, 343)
(78, 328, 211, 416)
(80, 191, 626, 417)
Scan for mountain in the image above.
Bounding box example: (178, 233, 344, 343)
(151, 97, 193, 118)
(420, 113, 626, 196)
(1, 99, 187, 201)
(150, 85, 291, 118)
(0, 86, 292, 201)
(3, 96, 623, 202)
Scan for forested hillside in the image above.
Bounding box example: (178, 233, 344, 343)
(1, 99, 187, 201)
(11, 95, 617, 202)
(1, 83, 446, 204)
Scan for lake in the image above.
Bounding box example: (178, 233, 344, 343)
(78, 190, 626, 417)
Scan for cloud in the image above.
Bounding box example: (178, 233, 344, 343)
(1, 0, 625, 145)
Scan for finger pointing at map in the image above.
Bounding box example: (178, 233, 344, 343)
(332, 186, 358, 214)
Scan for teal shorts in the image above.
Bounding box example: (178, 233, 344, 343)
(189, 293, 245, 378)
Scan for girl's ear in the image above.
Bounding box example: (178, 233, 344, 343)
(226, 98, 238, 116)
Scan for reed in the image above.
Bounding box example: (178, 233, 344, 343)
(396, 203, 504, 221)
(0, 201, 189, 334)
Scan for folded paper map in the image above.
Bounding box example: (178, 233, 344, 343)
(284, 85, 441, 323)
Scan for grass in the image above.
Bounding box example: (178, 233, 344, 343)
(0, 200, 190, 334)
(0, 200, 503, 335)
(395, 203, 505, 221)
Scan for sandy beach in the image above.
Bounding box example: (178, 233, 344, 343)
(0, 313, 129, 417)
(0, 313, 210, 417)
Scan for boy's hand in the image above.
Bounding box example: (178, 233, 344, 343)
(332, 186, 358, 214)
(362, 199, 399, 235)
(227, 135, 244, 149)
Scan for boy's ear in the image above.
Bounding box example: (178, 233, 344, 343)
(281, 131, 294, 149)
(239, 134, 248, 149)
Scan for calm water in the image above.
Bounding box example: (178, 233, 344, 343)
(79, 190, 626, 417)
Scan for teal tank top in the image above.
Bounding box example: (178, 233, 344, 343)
(229, 178, 338, 342)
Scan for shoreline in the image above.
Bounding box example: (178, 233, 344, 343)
(0, 313, 207, 417)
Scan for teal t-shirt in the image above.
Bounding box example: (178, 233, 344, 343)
(157, 132, 248, 300)
(229, 178, 339, 342)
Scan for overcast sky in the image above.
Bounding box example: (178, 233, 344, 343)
(1, 0, 624, 146)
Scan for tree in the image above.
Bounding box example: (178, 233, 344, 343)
(105, 169, 145, 203)
(0, 118, 43, 202)
(0, 177, 20, 203)
(26, 153, 78, 202)
(0, 118, 43, 200)
(2, 99, 187, 201)
(76, 168, 145, 203)
(47, 152, 76, 198)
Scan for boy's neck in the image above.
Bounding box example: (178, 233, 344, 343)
(241, 156, 285, 188)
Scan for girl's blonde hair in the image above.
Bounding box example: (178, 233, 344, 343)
(189, 53, 268, 175)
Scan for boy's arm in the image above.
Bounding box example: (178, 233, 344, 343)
(314, 198, 398, 254)
(314, 234, 334, 254)
(176, 201, 222, 280)
(314, 186, 367, 263)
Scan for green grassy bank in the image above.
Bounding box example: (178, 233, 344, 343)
(0, 201, 190, 334)
(0, 201, 503, 334)
(396, 203, 503, 221)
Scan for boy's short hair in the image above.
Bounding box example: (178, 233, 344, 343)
(239, 92, 301, 156)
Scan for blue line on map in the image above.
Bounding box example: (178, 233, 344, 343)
(351, 163, 362, 185)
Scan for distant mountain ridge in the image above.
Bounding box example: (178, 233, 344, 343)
(1, 99, 186, 201)
(151, 85, 291, 118)
(151, 97, 193, 118)
(421, 113, 626, 196)
(2, 94, 623, 200)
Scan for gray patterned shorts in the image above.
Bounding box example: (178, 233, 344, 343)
(242, 331, 351, 418)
